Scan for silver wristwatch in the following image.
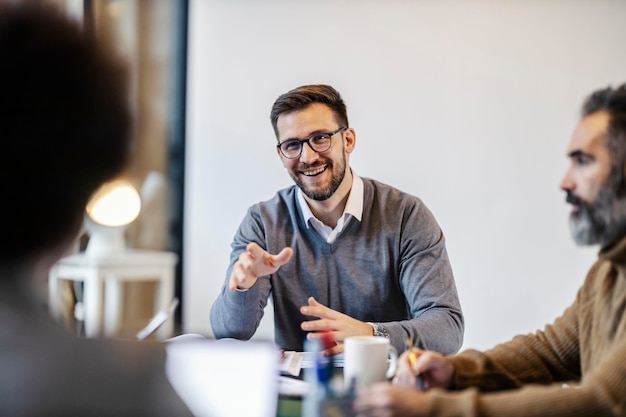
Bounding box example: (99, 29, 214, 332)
(367, 322, 390, 339)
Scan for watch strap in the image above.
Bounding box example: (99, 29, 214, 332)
(367, 322, 390, 339)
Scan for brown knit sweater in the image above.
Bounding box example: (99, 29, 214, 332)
(423, 237, 626, 416)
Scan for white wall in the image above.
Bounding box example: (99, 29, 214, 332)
(183, 0, 626, 351)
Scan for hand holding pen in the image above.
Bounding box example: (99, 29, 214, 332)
(406, 338, 426, 391)
(393, 341, 455, 391)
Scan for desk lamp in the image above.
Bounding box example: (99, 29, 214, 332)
(84, 179, 141, 256)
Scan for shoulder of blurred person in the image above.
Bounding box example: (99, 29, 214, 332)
(0, 281, 191, 416)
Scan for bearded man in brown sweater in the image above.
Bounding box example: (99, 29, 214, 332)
(354, 84, 626, 417)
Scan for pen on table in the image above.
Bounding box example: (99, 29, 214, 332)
(406, 338, 425, 391)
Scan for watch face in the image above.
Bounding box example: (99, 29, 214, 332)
(367, 322, 389, 338)
(373, 323, 389, 338)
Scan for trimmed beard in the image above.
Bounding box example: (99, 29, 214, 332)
(291, 153, 347, 201)
(567, 175, 626, 247)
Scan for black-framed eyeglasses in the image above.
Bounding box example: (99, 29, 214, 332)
(276, 126, 346, 159)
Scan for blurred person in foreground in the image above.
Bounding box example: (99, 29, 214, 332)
(354, 83, 626, 417)
(210, 84, 464, 356)
(0, 3, 192, 415)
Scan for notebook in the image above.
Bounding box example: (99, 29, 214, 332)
(165, 337, 279, 417)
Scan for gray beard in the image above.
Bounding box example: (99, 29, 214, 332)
(568, 184, 626, 247)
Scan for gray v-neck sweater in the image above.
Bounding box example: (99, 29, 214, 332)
(210, 177, 464, 354)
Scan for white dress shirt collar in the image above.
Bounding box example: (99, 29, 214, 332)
(297, 172, 363, 243)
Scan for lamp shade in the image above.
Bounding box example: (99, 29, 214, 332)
(84, 180, 141, 256)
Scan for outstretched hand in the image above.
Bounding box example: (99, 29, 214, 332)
(300, 297, 375, 356)
(228, 242, 293, 291)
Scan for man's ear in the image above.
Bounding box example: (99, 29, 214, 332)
(344, 127, 356, 154)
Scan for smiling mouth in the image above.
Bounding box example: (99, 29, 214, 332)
(301, 165, 326, 177)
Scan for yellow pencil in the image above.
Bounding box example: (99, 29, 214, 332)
(407, 338, 418, 364)
(406, 338, 425, 391)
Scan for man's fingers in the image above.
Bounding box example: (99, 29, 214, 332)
(306, 297, 333, 314)
(308, 296, 320, 306)
(228, 244, 295, 292)
(301, 305, 335, 320)
(228, 265, 244, 290)
(415, 350, 440, 371)
(244, 242, 263, 258)
(301, 318, 334, 332)
(245, 243, 292, 270)
(273, 247, 293, 265)
(228, 261, 257, 291)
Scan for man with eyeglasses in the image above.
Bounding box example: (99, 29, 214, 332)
(210, 84, 464, 357)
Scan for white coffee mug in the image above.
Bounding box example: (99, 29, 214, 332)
(343, 336, 398, 392)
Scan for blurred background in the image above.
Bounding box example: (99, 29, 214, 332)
(48, 0, 187, 339)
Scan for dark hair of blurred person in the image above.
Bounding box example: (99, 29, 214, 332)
(0, 1, 130, 265)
